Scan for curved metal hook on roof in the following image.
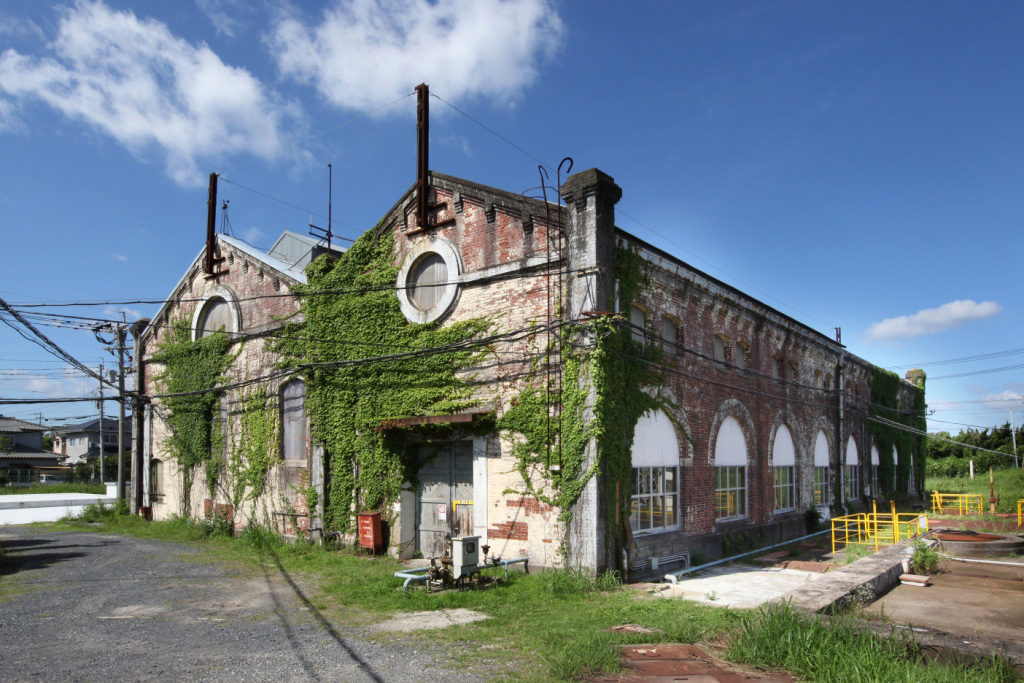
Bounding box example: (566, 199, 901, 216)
(557, 157, 573, 186)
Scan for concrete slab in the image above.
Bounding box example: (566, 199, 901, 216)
(660, 564, 827, 609)
(865, 558, 1024, 643)
(369, 608, 489, 632)
(774, 542, 907, 614)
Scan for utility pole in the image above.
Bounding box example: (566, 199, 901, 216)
(98, 362, 105, 484)
(1012, 409, 1019, 469)
(116, 321, 127, 503)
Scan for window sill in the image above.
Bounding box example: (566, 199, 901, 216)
(632, 526, 680, 537)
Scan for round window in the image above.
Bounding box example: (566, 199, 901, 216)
(408, 253, 448, 311)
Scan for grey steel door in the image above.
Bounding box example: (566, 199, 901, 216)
(416, 441, 473, 557)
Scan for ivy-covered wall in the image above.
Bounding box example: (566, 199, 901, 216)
(868, 366, 927, 497)
(276, 222, 491, 533)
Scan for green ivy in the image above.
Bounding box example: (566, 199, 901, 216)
(276, 223, 490, 533)
(229, 386, 279, 510)
(151, 319, 236, 516)
(868, 367, 926, 498)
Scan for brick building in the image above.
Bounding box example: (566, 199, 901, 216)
(134, 168, 923, 576)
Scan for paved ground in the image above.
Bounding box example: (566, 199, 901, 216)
(658, 563, 828, 608)
(865, 557, 1024, 643)
(0, 526, 485, 683)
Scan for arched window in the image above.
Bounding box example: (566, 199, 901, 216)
(629, 409, 679, 534)
(197, 297, 233, 338)
(661, 317, 679, 356)
(845, 436, 860, 501)
(630, 306, 647, 346)
(408, 253, 448, 311)
(714, 416, 747, 520)
(735, 342, 748, 370)
(714, 335, 728, 369)
(892, 446, 899, 491)
(907, 448, 915, 494)
(281, 380, 307, 462)
(773, 424, 796, 512)
(814, 431, 830, 506)
(149, 459, 163, 500)
(870, 445, 880, 496)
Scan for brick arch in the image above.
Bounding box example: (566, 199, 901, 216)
(806, 415, 834, 467)
(707, 398, 756, 467)
(642, 385, 693, 466)
(768, 408, 803, 465)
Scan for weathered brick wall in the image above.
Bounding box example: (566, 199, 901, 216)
(141, 238, 311, 533)
(619, 233, 921, 565)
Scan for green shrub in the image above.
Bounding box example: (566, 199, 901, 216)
(911, 539, 940, 575)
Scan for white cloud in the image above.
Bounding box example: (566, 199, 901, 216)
(104, 305, 142, 321)
(242, 226, 265, 244)
(195, 0, 244, 39)
(864, 300, 1002, 343)
(269, 0, 565, 112)
(111, 253, 127, 262)
(0, 1, 301, 187)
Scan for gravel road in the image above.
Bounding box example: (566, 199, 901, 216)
(0, 526, 486, 682)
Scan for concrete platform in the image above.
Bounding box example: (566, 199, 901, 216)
(773, 541, 908, 614)
(865, 557, 1024, 643)
(659, 563, 828, 609)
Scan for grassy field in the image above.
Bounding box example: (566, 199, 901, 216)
(24, 505, 1022, 683)
(926, 467, 1024, 514)
(0, 483, 106, 496)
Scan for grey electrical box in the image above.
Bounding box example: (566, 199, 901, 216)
(451, 536, 479, 579)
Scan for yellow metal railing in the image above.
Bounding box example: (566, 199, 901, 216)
(1018, 499, 1023, 526)
(930, 491, 984, 516)
(715, 492, 736, 519)
(831, 500, 929, 554)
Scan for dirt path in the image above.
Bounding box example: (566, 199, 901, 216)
(0, 527, 484, 682)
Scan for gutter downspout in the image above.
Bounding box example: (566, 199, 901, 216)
(837, 348, 848, 516)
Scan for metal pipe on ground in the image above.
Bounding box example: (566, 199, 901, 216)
(663, 529, 831, 584)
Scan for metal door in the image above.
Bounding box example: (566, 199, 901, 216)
(416, 441, 473, 557)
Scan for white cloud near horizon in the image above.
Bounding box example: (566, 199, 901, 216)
(269, 0, 565, 113)
(864, 300, 1002, 343)
(0, 1, 300, 187)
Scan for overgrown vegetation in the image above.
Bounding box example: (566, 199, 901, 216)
(927, 422, 1022, 477)
(276, 226, 668, 569)
(925, 467, 1024, 514)
(275, 224, 490, 534)
(868, 367, 927, 497)
(45, 514, 1020, 683)
(911, 539, 940, 575)
(728, 604, 1019, 683)
(151, 319, 236, 515)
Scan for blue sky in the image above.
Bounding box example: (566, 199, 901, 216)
(1, 0, 1022, 436)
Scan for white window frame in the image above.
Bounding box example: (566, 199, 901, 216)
(845, 435, 860, 501)
(630, 409, 679, 534)
(714, 415, 747, 521)
(772, 424, 796, 513)
(814, 430, 830, 507)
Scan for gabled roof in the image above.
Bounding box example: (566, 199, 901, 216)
(0, 443, 62, 460)
(0, 416, 46, 434)
(140, 231, 314, 344)
(55, 417, 128, 435)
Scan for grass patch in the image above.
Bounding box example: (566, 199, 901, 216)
(39, 511, 1022, 682)
(926, 469, 1024, 514)
(0, 483, 106, 495)
(728, 603, 1020, 683)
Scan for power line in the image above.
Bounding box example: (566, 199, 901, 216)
(887, 346, 1024, 370)
(0, 297, 112, 390)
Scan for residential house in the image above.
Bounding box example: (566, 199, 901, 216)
(53, 417, 132, 466)
(134, 167, 925, 575)
(0, 415, 63, 472)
